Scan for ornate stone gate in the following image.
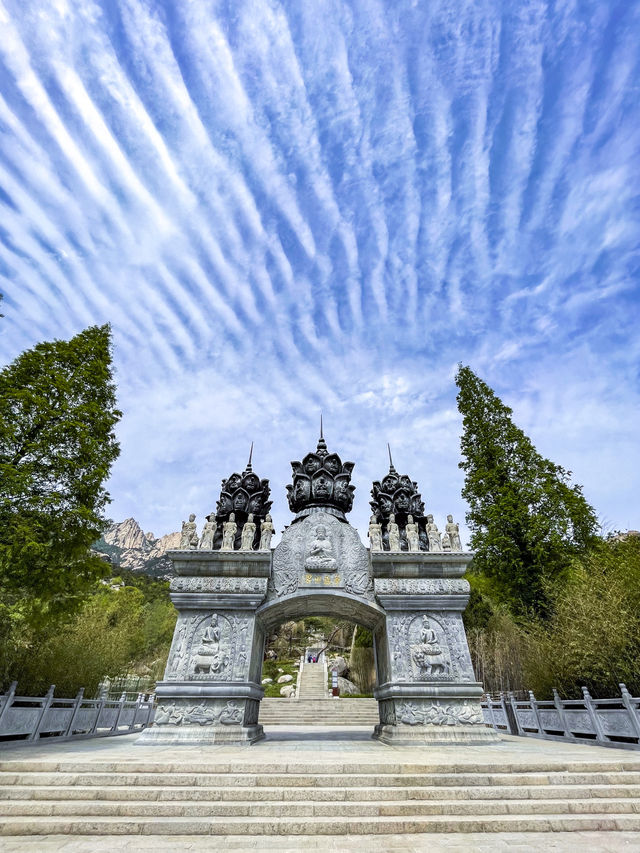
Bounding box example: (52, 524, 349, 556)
(138, 434, 497, 746)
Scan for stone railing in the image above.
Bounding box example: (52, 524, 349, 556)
(482, 684, 640, 751)
(0, 682, 155, 745)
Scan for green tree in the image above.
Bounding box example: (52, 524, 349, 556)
(0, 324, 121, 633)
(455, 365, 598, 616)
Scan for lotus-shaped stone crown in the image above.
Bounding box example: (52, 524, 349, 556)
(214, 446, 272, 526)
(370, 447, 428, 550)
(370, 447, 425, 522)
(286, 429, 355, 520)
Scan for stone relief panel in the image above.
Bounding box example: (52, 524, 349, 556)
(396, 700, 484, 727)
(385, 611, 476, 682)
(409, 614, 452, 680)
(189, 613, 232, 680)
(165, 611, 255, 682)
(170, 577, 268, 595)
(438, 612, 476, 681)
(269, 512, 373, 602)
(374, 578, 470, 596)
(154, 699, 244, 727)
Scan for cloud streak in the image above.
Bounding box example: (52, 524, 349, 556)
(1, 0, 639, 540)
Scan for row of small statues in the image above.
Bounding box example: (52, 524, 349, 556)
(179, 513, 275, 551)
(368, 513, 462, 552)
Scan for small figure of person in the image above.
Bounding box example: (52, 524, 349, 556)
(405, 514, 420, 552)
(180, 513, 198, 549)
(426, 514, 442, 552)
(368, 514, 383, 552)
(240, 514, 256, 550)
(221, 513, 237, 551)
(259, 514, 275, 550)
(387, 514, 401, 551)
(199, 517, 216, 550)
(445, 514, 462, 550)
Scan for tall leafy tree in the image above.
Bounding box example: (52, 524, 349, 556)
(0, 324, 121, 620)
(455, 365, 598, 616)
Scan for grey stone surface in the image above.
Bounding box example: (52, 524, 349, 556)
(151, 470, 486, 746)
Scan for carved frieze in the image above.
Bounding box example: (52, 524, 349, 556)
(154, 700, 243, 727)
(374, 578, 470, 595)
(170, 577, 268, 595)
(396, 700, 484, 726)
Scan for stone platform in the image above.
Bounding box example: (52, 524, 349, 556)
(1, 727, 640, 850)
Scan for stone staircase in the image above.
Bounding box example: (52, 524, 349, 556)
(259, 660, 380, 726)
(1, 757, 640, 836)
(259, 698, 379, 725)
(297, 661, 327, 699)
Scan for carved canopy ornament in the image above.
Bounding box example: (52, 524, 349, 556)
(370, 447, 429, 550)
(212, 445, 272, 547)
(286, 424, 355, 521)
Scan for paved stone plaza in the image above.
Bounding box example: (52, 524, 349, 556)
(1, 726, 640, 850)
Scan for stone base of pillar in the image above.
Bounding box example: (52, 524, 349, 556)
(373, 722, 500, 745)
(135, 682, 264, 747)
(373, 684, 501, 746)
(136, 722, 264, 746)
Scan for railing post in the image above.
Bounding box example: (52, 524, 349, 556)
(131, 692, 143, 732)
(528, 690, 544, 735)
(64, 689, 85, 737)
(90, 688, 107, 734)
(146, 693, 156, 727)
(111, 691, 127, 733)
(28, 684, 55, 741)
(503, 692, 519, 735)
(552, 688, 570, 738)
(0, 681, 18, 729)
(582, 686, 607, 744)
(619, 684, 640, 741)
(483, 694, 495, 729)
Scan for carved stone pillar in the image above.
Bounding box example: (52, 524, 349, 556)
(372, 553, 499, 745)
(136, 550, 269, 745)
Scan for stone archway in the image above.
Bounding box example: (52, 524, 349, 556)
(138, 506, 496, 746)
(137, 432, 497, 746)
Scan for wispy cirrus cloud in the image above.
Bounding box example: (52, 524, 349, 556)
(1, 0, 639, 539)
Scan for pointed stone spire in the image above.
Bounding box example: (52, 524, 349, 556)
(316, 413, 328, 457)
(244, 441, 254, 474)
(387, 443, 397, 474)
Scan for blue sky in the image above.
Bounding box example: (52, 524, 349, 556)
(1, 0, 639, 541)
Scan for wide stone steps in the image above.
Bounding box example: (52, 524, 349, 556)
(259, 697, 378, 724)
(2, 761, 640, 836)
(1, 814, 640, 835)
(3, 797, 640, 818)
(2, 783, 640, 802)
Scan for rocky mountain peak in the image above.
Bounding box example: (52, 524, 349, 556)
(95, 518, 180, 578)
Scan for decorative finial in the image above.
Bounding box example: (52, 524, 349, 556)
(317, 414, 328, 456)
(245, 441, 254, 473)
(387, 443, 397, 473)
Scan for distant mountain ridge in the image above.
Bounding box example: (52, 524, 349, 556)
(93, 518, 180, 578)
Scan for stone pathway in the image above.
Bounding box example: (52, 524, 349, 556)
(1, 831, 639, 851)
(1, 727, 639, 850)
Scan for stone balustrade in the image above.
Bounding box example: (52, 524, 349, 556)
(0, 681, 155, 744)
(482, 683, 640, 750)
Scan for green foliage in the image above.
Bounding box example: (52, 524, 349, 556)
(522, 536, 640, 698)
(0, 325, 121, 623)
(353, 626, 373, 648)
(6, 573, 176, 697)
(260, 659, 299, 697)
(455, 365, 598, 616)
